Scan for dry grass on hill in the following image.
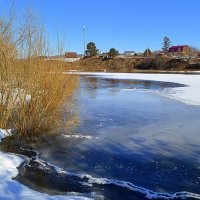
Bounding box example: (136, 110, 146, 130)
(64, 57, 144, 72)
(64, 56, 195, 72)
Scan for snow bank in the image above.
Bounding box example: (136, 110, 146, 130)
(80, 72, 200, 106)
(0, 129, 93, 200)
(0, 88, 31, 108)
(0, 129, 12, 142)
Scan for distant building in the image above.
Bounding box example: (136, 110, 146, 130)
(168, 45, 190, 57)
(65, 52, 78, 58)
(124, 51, 136, 57)
(64, 52, 80, 62)
(156, 52, 168, 58)
(47, 52, 80, 62)
(153, 50, 168, 58)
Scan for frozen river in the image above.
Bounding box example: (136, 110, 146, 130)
(1, 73, 200, 200)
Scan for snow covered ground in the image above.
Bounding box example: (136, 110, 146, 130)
(0, 129, 93, 200)
(80, 72, 200, 106)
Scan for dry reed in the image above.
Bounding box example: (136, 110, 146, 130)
(0, 5, 78, 135)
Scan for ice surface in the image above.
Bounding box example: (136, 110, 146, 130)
(31, 158, 200, 200)
(79, 72, 200, 105)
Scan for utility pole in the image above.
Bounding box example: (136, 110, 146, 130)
(83, 26, 86, 57)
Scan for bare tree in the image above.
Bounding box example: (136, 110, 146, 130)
(162, 36, 171, 54)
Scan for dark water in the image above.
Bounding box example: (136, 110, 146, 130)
(2, 75, 200, 200)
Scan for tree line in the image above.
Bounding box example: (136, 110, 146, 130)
(85, 42, 119, 57)
(85, 37, 199, 58)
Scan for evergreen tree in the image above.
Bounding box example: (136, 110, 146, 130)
(108, 48, 119, 57)
(86, 42, 98, 56)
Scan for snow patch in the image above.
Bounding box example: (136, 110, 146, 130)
(0, 88, 31, 107)
(62, 134, 98, 140)
(0, 128, 12, 142)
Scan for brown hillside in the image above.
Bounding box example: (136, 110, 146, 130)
(62, 57, 200, 72)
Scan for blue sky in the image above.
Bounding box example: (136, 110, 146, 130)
(1, 0, 200, 54)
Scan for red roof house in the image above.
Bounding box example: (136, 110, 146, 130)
(168, 45, 190, 57)
(65, 52, 78, 58)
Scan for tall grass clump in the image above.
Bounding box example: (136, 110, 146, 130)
(0, 6, 77, 135)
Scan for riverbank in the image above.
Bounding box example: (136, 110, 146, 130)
(63, 57, 200, 73)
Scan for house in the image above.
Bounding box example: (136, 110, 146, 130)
(65, 52, 78, 58)
(168, 45, 190, 57)
(155, 51, 168, 58)
(47, 52, 80, 62)
(124, 51, 136, 57)
(64, 52, 81, 62)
